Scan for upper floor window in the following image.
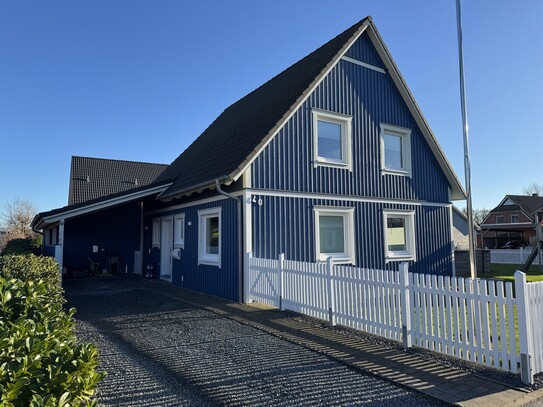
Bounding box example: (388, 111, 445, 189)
(312, 109, 352, 170)
(314, 206, 355, 264)
(511, 215, 519, 223)
(496, 215, 504, 224)
(380, 123, 412, 176)
(383, 210, 416, 261)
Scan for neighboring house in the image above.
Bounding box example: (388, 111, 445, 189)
(68, 156, 168, 205)
(33, 17, 465, 302)
(452, 206, 470, 250)
(480, 194, 543, 249)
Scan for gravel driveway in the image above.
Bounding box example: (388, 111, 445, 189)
(66, 276, 449, 406)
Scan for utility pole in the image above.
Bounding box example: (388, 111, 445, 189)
(456, 0, 477, 278)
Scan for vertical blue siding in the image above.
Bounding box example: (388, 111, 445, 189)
(251, 195, 452, 276)
(345, 32, 385, 68)
(251, 32, 450, 203)
(64, 202, 141, 272)
(143, 197, 240, 301)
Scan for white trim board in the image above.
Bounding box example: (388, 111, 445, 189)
(341, 56, 386, 74)
(246, 188, 451, 208)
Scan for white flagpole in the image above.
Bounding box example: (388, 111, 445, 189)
(456, 0, 477, 278)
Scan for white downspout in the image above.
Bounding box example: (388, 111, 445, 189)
(215, 179, 243, 302)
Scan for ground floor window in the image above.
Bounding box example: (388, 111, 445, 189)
(198, 207, 221, 267)
(383, 210, 416, 261)
(314, 206, 355, 264)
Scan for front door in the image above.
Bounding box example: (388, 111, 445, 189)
(160, 217, 173, 281)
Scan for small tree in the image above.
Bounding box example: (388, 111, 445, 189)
(522, 183, 543, 196)
(0, 198, 39, 253)
(462, 207, 489, 226)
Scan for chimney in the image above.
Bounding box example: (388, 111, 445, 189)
(533, 193, 539, 197)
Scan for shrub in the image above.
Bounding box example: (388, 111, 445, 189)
(1, 236, 42, 256)
(0, 256, 105, 406)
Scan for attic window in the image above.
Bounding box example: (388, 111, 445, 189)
(380, 123, 412, 176)
(312, 110, 352, 170)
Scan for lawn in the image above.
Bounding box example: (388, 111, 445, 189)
(481, 263, 543, 283)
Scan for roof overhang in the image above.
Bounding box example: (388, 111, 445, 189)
(32, 183, 170, 230)
(157, 175, 231, 201)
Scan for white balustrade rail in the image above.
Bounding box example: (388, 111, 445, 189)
(246, 253, 543, 384)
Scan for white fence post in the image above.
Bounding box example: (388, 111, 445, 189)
(399, 263, 412, 349)
(515, 270, 534, 384)
(326, 257, 336, 326)
(278, 253, 285, 311)
(243, 251, 251, 303)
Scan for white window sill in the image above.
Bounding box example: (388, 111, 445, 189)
(315, 158, 351, 170)
(319, 255, 354, 264)
(386, 254, 415, 262)
(382, 168, 411, 177)
(174, 244, 184, 249)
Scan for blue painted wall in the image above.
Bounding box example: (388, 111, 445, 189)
(63, 202, 141, 272)
(251, 32, 450, 203)
(251, 195, 453, 276)
(250, 32, 454, 275)
(143, 196, 240, 301)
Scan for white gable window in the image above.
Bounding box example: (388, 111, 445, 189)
(312, 109, 352, 170)
(174, 214, 185, 248)
(380, 123, 412, 176)
(198, 208, 221, 267)
(314, 207, 355, 264)
(383, 210, 416, 261)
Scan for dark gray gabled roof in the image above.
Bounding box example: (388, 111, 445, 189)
(500, 195, 543, 216)
(155, 18, 371, 198)
(68, 156, 168, 205)
(156, 16, 464, 200)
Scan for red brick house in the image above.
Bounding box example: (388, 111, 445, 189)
(480, 194, 543, 249)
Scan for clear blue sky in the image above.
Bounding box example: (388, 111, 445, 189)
(1, 0, 542, 217)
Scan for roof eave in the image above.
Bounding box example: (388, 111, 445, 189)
(33, 183, 171, 230)
(157, 175, 231, 201)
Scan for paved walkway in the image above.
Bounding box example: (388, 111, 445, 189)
(144, 277, 542, 407)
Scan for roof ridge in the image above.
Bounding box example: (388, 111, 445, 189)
(72, 155, 168, 167)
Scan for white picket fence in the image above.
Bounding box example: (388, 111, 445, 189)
(490, 248, 543, 265)
(246, 253, 543, 384)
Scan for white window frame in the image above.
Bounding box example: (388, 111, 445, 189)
(380, 123, 412, 176)
(383, 210, 416, 262)
(312, 109, 352, 170)
(174, 213, 185, 249)
(198, 207, 222, 268)
(152, 218, 160, 248)
(314, 206, 355, 264)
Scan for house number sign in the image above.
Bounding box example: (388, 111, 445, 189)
(252, 196, 263, 206)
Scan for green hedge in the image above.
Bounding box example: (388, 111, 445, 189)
(0, 255, 105, 406)
(1, 236, 42, 256)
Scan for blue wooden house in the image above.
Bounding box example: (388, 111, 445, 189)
(33, 17, 465, 302)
